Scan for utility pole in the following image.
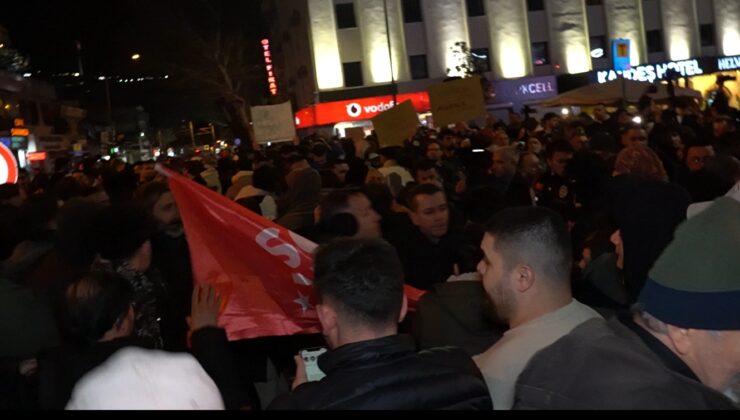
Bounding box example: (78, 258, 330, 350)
(75, 41, 85, 77)
(188, 121, 196, 148)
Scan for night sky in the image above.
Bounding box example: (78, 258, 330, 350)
(0, 1, 267, 127)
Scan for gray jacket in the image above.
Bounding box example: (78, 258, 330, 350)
(514, 316, 738, 410)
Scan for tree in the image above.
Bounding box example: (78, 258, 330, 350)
(445, 41, 494, 102)
(148, 0, 268, 149)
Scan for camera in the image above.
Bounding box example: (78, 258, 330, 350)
(717, 75, 737, 86)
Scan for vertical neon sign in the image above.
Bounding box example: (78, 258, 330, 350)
(262, 39, 278, 96)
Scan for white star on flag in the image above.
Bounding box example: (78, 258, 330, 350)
(294, 291, 313, 314)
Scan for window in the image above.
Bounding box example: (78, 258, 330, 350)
(402, 0, 423, 23)
(590, 36, 607, 59)
(343, 62, 364, 87)
(527, 0, 545, 11)
(586, 0, 603, 6)
(646, 30, 663, 53)
(466, 0, 485, 17)
(410, 55, 428, 79)
(471, 48, 491, 72)
(532, 42, 550, 66)
(335, 3, 357, 29)
(700, 24, 715, 47)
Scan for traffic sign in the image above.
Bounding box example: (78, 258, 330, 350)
(0, 143, 19, 184)
(612, 39, 631, 71)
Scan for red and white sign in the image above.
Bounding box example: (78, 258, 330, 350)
(26, 152, 48, 162)
(0, 143, 19, 184)
(294, 92, 431, 129)
(261, 39, 278, 96)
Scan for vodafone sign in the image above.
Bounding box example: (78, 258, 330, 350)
(295, 92, 430, 129)
(0, 143, 19, 184)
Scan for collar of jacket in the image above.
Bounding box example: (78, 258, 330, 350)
(318, 334, 416, 374)
(616, 312, 701, 383)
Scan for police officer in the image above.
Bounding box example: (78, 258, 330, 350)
(534, 141, 577, 222)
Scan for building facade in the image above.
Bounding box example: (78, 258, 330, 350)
(279, 0, 736, 96)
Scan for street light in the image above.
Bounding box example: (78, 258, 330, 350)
(131, 53, 141, 61)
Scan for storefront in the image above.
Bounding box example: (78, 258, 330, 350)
(294, 91, 430, 136)
(558, 55, 740, 109)
(487, 75, 560, 119)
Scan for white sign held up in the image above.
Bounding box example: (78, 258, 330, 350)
(251, 102, 296, 144)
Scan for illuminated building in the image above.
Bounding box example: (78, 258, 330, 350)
(262, 1, 738, 120)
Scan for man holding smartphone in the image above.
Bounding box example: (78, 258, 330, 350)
(267, 238, 492, 410)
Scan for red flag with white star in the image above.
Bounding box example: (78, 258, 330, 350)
(160, 166, 424, 341)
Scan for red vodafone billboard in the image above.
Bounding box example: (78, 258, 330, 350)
(0, 143, 19, 184)
(295, 92, 430, 129)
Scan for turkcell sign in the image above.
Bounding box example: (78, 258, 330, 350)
(597, 59, 704, 84)
(493, 76, 558, 103)
(718, 55, 740, 71)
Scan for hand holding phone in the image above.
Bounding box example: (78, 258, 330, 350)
(300, 347, 328, 383)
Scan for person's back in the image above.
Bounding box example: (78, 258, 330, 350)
(267, 238, 492, 410)
(269, 335, 490, 410)
(513, 316, 736, 410)
(514, 198, 740, 410)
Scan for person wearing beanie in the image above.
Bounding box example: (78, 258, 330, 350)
(511, 198, 740, 409)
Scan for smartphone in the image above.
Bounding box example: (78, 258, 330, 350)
(300, 347, 328, 382)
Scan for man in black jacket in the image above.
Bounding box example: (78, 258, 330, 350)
(386, 184, 468, 291)
(268, 238, 492, 410)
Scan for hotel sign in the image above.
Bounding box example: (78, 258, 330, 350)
(597, 59, 705, 84)
(718, 55, 740, 71)
(261, 39, 278, 96)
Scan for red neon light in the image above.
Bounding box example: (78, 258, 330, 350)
(262, 39, 278, 96)
(294, 92, 431, 129)
(26, 152, 48, 162)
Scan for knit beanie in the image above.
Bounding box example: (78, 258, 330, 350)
(639, 197, 740, 330)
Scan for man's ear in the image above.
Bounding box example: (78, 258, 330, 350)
(398, 294, 408, 324)
(408, 210, 419, 227)
(513, 264, 536, 293)
(316, 304, 337, 335)
(665, 324, 693, 356)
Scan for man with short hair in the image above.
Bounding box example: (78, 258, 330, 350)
(413, 159, 443, 187)
(386, 184, 466, 290)
(490, 147, 532, 207)
(684, 144, 715, 173)
(514, 198, 740, 409)
(621, 124, 648, 148)
(534, 141, 576, 222)
(473, 207, 601, 410)
(313, 190, 382, 243)
(268, 239, 492, 410)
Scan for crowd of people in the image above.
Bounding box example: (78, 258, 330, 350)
(1, 92, 739, 409)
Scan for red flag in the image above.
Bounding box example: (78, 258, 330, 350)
(161, 166, 424, 341)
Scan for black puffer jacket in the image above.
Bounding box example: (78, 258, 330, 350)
(267, 334, 492, 410)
